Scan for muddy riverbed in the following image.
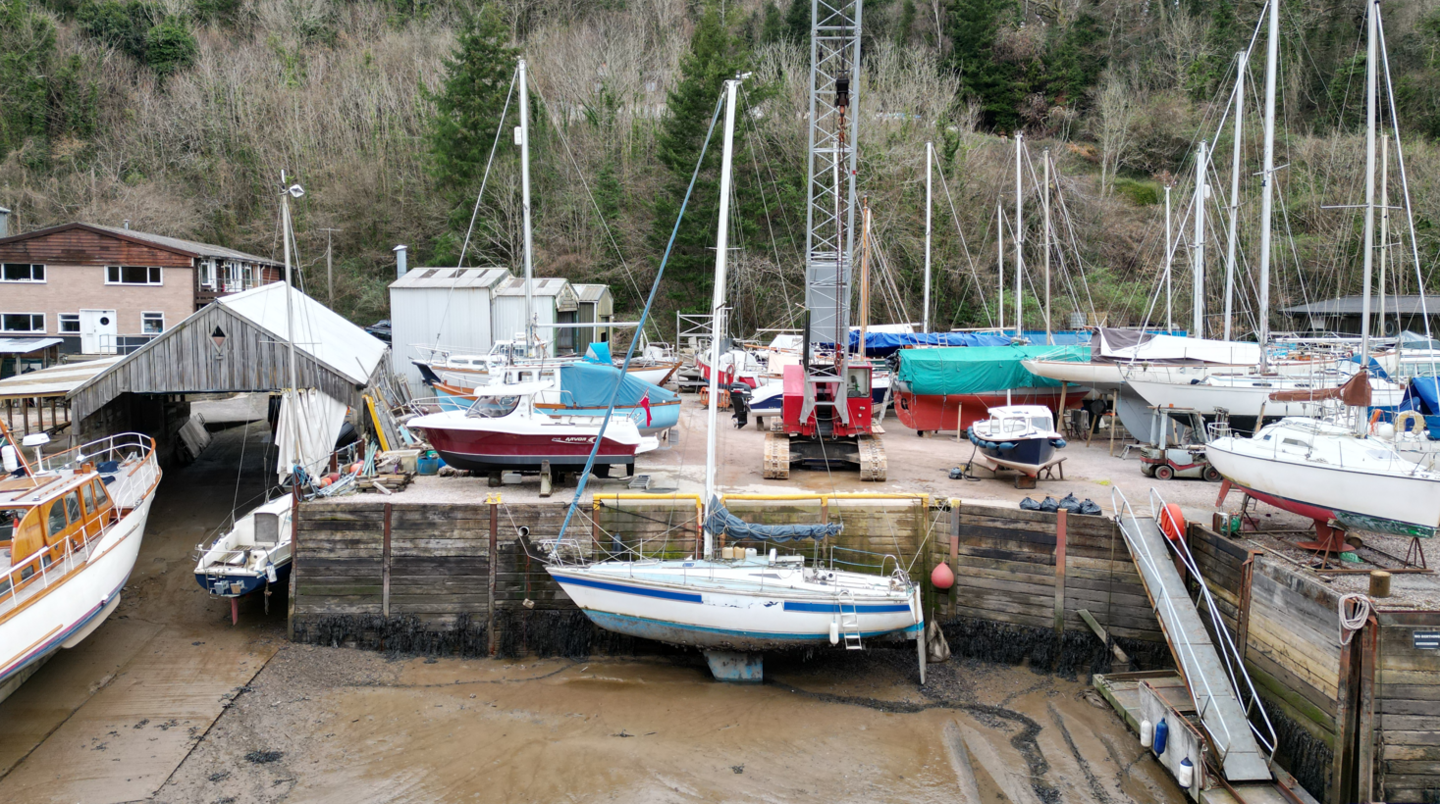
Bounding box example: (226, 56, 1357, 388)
(0, 421, 1185, 804)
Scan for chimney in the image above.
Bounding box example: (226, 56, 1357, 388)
(394, 245, 408, 279)
(123, 219, 131, 230)
(0, 207, 9, 239)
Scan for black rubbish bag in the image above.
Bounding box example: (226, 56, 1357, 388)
(1019, 497, 1042, 511)
(1039, 496, 1061, 513)
(1058, 493, 1082, 513)
(1076, 499, 1103, 515)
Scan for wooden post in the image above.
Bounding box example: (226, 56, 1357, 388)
(1057, 382, 1068, 436)
(1053, 509, 1068, 640)
(1108, 391, 1119, 456)
(488, 495, 499, 656)
(287, 491, 299, 641)
(6, 399, 11, 433)
(48, 397, 55, 432)
(949, 499, 960, 618)
(695, 499, 703, 558)
(381, 502, 392, 619)
(1332, 630, 1360, 804)
(1237, 551, 1261, 664)
(1356, 617, 1378, 803)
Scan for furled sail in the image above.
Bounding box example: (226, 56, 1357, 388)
(704, 497, 842, 543)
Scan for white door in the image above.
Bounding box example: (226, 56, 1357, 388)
(80, 309, 118, 354)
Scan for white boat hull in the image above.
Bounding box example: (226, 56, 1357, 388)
(1128, 376, 1406, 419)
(547, 563, 921, 651)
(0, 494, 155, 702)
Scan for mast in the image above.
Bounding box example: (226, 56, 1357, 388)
(997, 202, 1004, 333)
(923, 141, 933, 334)
(1379, 130, 1389, 340)
(1257, 0, 1279, 364)
(1014, 133, 1023, 340)
(1164, 184, 1174, 332)
(519, 58, 536, 356)
(1223, 50, 1246, 342)
(859, 196, 872, 356)
(1192, 140, 1208, 336)
(703, 78, 740, 556)
(281, 171, 302, 477)
(1357, 0, 1377, 431)
(1042, 148, 1052, 345)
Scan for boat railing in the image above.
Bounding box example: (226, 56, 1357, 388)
(39, 432, 154, 474)
(0, 504, 112, 615)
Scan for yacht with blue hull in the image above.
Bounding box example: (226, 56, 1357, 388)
(193, 496, 293, 621)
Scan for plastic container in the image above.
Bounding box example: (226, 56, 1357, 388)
(416, 451, 441, 476)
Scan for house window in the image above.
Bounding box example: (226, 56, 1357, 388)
(223, 262, 242, 292)
(141, 312, 164, 335)
(106, 265, 162, 285)
(243, 264, 255, 289)
(1, 314, 43, 333)
(199, 260, 218, 291)
(0, 263, 45, 282)
(58, 314, 80, 334)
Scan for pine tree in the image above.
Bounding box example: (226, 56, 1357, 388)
(650, 2, 754, 313)
(945, 0, 1022, 132)
(427, 5, 519, 196)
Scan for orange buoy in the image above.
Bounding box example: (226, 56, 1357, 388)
(1160, 503, 1186, 542)
(931, 562, 955, 590)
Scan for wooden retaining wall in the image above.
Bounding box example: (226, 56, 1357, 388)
(1188, 524, 1440, 804)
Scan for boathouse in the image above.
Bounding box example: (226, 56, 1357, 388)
(65, 283, 388, 462)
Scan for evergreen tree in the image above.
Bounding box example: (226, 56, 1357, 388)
(427, 5, 520, 196)
(650, 2, 755, 312)
(945, 0, 1022, 131)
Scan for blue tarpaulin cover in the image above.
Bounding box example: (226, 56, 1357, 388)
(1405, 377, 1440, 414)
(1348, 354, 1393, 382)
(705, 497, 842, 542)
(585, 342, 613, 364)
(558, 361, 676, 409)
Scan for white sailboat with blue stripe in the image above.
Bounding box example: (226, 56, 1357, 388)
(543, 76, 924, 682)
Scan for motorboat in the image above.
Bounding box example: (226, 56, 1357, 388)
(429, 360, 681, 436)
(0, 431, 161, 703)
(405, 381, 658, 477)
(193, 496, 294, 621)
(966, 405, 1067, 475)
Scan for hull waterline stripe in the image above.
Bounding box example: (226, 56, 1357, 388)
(554, 574, 704, 603)
(585, 610, 919, 641)
(782, 601, 912, 614)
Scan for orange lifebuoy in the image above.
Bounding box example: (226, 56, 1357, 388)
(1160, 503, 1186, 542)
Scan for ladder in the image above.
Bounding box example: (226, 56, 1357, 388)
(837, 588, 862, 649)
(1112, 488, 1276, 783)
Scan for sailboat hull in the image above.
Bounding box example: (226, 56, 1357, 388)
(547, 565, 921, 651)
(893, 389, 1082, 433)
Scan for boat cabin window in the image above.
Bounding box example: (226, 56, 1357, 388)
(0, 507, 24, 542)
(65, 492, 82, 524)
(81, 483, 95, 515)
(1282, 438, 1310, 449)
(46, 500, 67, 539)
(998, 417, 1027, 434)
(468, 396, 520, 419)
(1031, 416, 1052, 431)
(93, 480, 109, 508)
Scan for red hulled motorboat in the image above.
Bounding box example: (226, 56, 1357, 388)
(405, 381, 658, 477)
(891, 345, 1089, 434)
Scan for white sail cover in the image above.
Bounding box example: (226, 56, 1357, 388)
(276, 389, 348, 481)
(1096, 329, 1261, 365)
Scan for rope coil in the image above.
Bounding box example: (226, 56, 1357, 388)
(1337, 592, 1372, 646)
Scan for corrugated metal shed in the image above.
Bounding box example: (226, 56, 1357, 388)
(571, 284, 614, 352)
(388, 267, 510, 386)
(492, 277, 578, 354)
(68, 285, 387, 424)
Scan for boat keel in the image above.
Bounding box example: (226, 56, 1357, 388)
(704, 650, 763, 683)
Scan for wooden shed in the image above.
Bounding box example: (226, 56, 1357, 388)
(67, 283, 388, 448)
(572, 284, 614, 353)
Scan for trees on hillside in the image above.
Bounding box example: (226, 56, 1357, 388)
(427, 5, 520, 197)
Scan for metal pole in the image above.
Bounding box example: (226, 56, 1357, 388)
(1223, 51, 1246, 342)
(281, 172, 301, 476)
(1014, 133, 1023, 340)
(1257, 0, 1279, 365)
(1165, 184, 1174, 333)
(703, 78, 740, 558)
(1193, 140, 1208, 337)
(859, 196, 872, 355)
(1357, 0, 1377, 436)
(320, 227, 339, 307)
(1043, 148, 1052, 345)
(923, 141, 933, 334)
(997, 202, 1004, 333)
(1379, 130, 1389, 341)
(519, 59, 535, 356)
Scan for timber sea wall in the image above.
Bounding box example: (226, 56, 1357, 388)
(287, 494, 1440, 804)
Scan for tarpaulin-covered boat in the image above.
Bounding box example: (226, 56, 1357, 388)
(892, 345, 1089, 433)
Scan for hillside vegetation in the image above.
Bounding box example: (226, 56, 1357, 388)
(4, 0, 1440, 340)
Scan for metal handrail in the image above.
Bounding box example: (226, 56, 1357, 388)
(1148, 488, 1278, 755)
(1110, 486, 1238, 757)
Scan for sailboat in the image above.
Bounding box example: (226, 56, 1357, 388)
(1, 426, 162, 702)
(545, 73, 923, 683)
(1206, 0, 1440, 553)
(192, 174, 310, 624)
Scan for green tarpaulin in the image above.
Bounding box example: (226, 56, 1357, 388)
(894, 345, 1089, 396)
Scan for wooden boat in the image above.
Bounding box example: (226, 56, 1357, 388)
(0, 430, 161, 703)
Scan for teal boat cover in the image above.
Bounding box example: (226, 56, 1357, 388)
(558, 360, 677, 409)
(895, 345, 1089, 396)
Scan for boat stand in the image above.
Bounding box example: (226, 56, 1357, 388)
(704, 650, 763, 683)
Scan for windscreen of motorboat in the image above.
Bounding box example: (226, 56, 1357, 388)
(468, 396, 521, 418)
(704, 496, 842, 543)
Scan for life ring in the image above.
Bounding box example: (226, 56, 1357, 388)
(1368, 408, 1384, 433)
(1160, 503, 1186, 542)
(1394, 410, 1426, 435)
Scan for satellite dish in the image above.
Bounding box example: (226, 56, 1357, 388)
(287, 184, 305, 198)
